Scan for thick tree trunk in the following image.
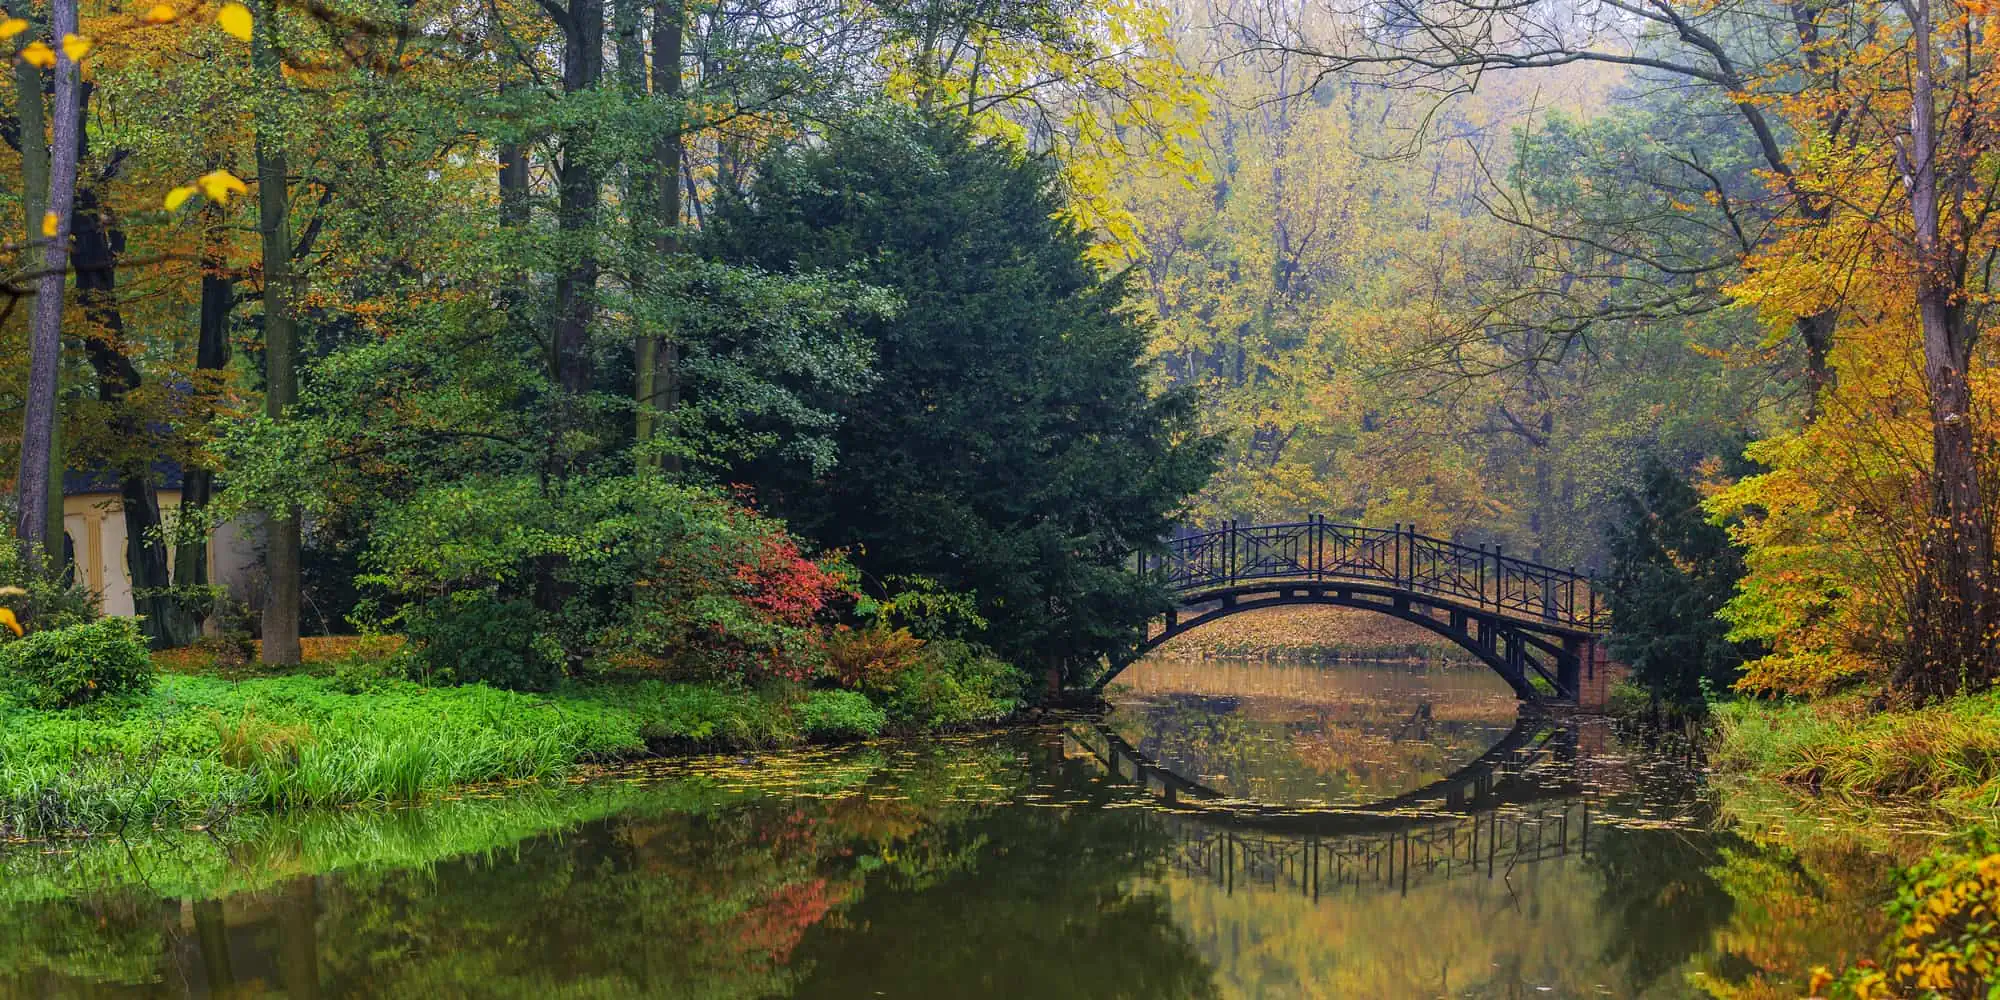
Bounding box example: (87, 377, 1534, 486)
(534, 0, 603, 614)
(1797, 309, 1836, 420)
(173, 222, 235, 599)
(9, 16, 63, 557)
(552, 0, 602, 405)
(1900, 292, 1992, 696)
(1895, 0, 1994, 696)
(74, 176, 198, 647)
(14, 0, 80, 571)
(256, 0, 302, 665)
(497, 85, 530, 331)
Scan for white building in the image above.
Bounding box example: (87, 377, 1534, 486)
(61, 469, 262, 616)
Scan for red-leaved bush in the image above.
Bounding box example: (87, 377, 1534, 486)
(735, 534, 846, 628)
(594, 488, 855, 684)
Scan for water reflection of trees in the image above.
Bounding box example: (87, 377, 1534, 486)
(0, 718, 1929, 1000)
(0, 737, 1221, 1000)
(1108, 695, 1516, 806)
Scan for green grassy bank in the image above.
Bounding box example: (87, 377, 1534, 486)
(0, 669, 1015, 840)
(1713, 691, 2000, 820)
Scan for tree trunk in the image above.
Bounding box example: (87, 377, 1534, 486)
(635, 0, 683, 474)
(552, 0, 602, 405)
(1797, 309, 1836, 420)
(616, 0, 651, 461)
(73, 173, 197, 647)
(1895, 0, 1994, 696)
(1900, 290, 1992, 696)
(535, 0, 603, 614)
(14, 0, 80, 571)
(173, 219, 235, 601)
(256, 0, 302, 665)
(9, 13, 63, 558)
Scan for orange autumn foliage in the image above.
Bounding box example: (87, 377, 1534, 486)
(1714, 0, 2000, 696)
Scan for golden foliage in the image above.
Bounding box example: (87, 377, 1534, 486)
(1716, 0, 2000, 695)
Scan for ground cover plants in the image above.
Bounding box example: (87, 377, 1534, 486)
(0, 635, 1025, 839)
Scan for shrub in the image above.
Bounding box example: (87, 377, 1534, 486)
(329, 648, 414, 695)
(0, 618, 154, 709)
(1605, 680, 1654, 722)
(797, 689, 887, 741)
(861, 575, 988, 641)
(0, 540, 99, 634)
(362, 475, 853, 686)
(824, 625, 927, 691)
(882, 640, 1024, 730)
(403, 592, 564, 692)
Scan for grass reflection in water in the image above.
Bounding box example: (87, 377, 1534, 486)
(0, 660, 1935, 999)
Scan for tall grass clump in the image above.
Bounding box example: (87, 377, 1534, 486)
(1715, 693, 2000, 815)
(0, 673, 867, 837)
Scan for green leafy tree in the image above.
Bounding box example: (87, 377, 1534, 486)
(1604, 456, 1762, 708)
(709, 113, 1217, 686)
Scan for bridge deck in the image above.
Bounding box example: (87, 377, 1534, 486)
(1143, 519, 1608, 633)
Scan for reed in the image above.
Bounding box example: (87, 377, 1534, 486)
(1714, 693, 2000, 816)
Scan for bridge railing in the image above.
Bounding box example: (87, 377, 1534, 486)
(1137, 517, 1608, 632)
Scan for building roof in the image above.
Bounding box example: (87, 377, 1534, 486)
(63, 461, 188, 497)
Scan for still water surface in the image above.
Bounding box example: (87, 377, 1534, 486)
(0, 658, 1914, 998)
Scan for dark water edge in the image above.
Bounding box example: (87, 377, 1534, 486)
(0, 659, 1928, 999)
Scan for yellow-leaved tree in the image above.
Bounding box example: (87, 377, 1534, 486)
(1715, 0, 2000, 697)
(871, 0, 1211, 260)
(8, 0, 251, 576)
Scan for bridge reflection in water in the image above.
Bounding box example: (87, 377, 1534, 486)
(1156, 802, 1588, 900)
(1066, 716, 1593, 899)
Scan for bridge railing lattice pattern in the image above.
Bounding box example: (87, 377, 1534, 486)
(1139, 517, 1608, 631)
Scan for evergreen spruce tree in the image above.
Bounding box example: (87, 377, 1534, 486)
(709, 113, 1218, 686)
(1604, 457, 1761, 709)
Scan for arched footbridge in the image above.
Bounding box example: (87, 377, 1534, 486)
(1104, 519, 1612, 703)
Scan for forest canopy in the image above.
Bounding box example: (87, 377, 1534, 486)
(0, 0, 1995, 706)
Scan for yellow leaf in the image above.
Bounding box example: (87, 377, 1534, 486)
(142, 4, 177, 23)
(0, 608, 20, 638)
(196, 169, 248, 204)
(59, 33, 89, 62)
(164, 184, 200, 210)
(39, 211, 56, 238)
(216, 1, 252, 41)
(0, 18, 27, 39)
(19, 40, 53, 68)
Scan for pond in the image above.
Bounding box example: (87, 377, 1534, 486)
(0, 658, 1918, 998)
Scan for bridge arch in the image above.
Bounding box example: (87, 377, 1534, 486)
(1102, 519, 1611, 703)
(1068, 715, 1581, 836)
